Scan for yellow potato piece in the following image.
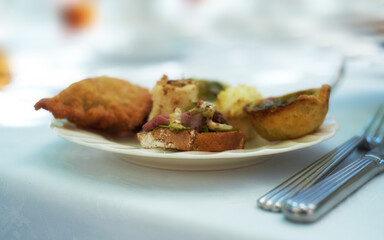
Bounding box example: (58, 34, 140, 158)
(216, 84, 263, 139)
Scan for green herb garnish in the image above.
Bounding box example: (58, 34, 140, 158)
(158, 125, 191, 130)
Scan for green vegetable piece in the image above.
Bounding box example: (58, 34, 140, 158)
(193, 79, 228, 102)
(201, 125, 209, 132)
(158, 125, 191, 130)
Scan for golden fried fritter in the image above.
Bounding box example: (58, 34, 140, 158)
(35, 76, 152, 136)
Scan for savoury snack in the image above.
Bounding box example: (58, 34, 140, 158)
(244, 84, 331, 141)
(35, 76, 152, 136)
(138, 100, 245, 152)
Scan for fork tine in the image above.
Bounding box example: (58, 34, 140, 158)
(282, 105, 384, 222)
(372, 106, 384, 144)
(362, 105, 384, 139)
(257, 136, 362, 211)
(359, 104, 384, 150)
(258, 104, 384, 212)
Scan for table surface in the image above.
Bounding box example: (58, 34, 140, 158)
(1, 57, 384, 240)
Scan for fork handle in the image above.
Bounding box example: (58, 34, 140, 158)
(282, 156, 384, 223)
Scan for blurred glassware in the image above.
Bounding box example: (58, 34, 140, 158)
(0, 0, 383, 89)
(60, 0, 96, 32)
(0, 50, 11, 89)
(60, 0, 96, 31)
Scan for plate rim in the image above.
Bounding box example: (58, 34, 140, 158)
(50, 118, 338, 160)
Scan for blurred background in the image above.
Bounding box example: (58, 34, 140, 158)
(0, 0, 383, 126)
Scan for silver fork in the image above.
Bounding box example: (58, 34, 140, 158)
(257, 104, 384, 212)
(283, 104, 384, 222)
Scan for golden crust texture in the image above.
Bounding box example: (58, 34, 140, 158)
(137, 128, 197, 151)
(244, 84, 331, 141)
(193, 131, 245, 152)
(34, 76, 152, 136)
(137, 128, 245, 152)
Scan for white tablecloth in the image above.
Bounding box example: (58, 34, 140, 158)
(1, 57, 384, 240)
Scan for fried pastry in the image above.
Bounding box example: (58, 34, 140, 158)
(35, 76, 152, 136)
(244, 84, 331, 141)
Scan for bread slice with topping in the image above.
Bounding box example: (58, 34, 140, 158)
(138, 100, 245, 152)
(137, 128, 245, 152)
(138, 128, 197, 151)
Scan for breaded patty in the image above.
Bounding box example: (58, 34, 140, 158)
(35, 76, 152, 136)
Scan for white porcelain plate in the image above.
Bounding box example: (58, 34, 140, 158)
(51, 118, 338, 171)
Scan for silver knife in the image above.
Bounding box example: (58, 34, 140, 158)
(282, 145, 384, 223)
